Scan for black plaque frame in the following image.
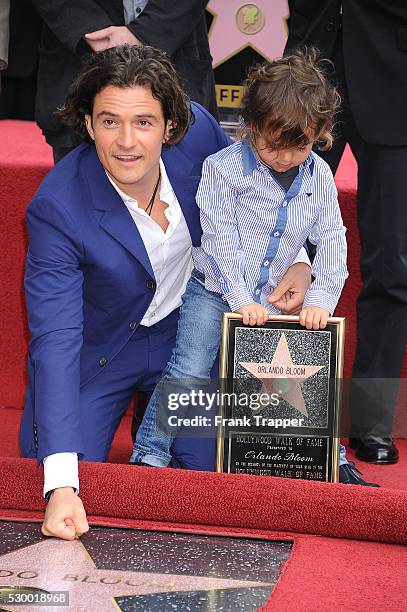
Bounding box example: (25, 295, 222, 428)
(217, 314, 345, 483)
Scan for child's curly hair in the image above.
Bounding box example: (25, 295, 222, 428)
(240, 48, 340, 151)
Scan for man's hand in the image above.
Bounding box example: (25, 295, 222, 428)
(299, 306, 329, 330)
(84, 26, 141, 53)
(42, 487, 89, 541)
(268, 262, 312, 314)
(236, 302, 269, 326)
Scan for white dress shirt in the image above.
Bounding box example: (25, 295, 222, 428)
(115, 159, 194, 326)
(43, 159, 193, 496)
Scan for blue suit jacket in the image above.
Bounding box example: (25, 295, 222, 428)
(22, 103, 230, 463)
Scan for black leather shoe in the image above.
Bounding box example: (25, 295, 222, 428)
(339, 462, 380, 487)
(129, 461, 156, 467)
(349, 437, 399, 464)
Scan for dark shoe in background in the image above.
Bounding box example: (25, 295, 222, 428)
(349, 437, 399, 464)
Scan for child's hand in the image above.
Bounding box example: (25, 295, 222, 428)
(236, 303, 269, 326)
(299, 306, 329, 330)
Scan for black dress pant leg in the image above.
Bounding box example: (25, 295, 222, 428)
(350, 143, 407, 438)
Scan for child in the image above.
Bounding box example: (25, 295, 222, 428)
(130, 50, 348, 470)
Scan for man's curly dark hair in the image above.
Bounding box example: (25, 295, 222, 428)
(58, 44, 191, 146)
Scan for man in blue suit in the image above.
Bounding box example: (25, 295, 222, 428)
(20, 45, 313, 539)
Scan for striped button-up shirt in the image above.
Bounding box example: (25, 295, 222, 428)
(193, 140, 348, 314)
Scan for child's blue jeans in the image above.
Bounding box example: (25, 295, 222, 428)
(130, 269, 226, 467)
(130, 269, 348, 468)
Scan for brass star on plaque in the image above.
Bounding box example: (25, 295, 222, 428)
(240, 333, 325, 417)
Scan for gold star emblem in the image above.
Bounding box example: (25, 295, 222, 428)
(240, 333, 325, 417)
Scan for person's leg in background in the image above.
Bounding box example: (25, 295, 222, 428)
(312, 42, 378, 480)
(349, 144, 407, 463)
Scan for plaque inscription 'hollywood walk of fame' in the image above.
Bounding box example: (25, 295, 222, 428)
(217, 315, 345, 483)
(0, 521, 292, 611)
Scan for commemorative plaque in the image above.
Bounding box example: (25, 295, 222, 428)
(217, 314, 345, 482)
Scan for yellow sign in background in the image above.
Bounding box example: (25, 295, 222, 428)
(216, 85, 245, 108)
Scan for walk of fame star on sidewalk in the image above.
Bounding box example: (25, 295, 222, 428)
(240, 333, 325, 417)
(0, 539, 273, 611)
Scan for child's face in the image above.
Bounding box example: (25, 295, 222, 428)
(253, 133, 314, 172)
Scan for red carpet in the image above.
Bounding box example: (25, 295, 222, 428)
(0, 458, 407, 611)
(1, 121, 407, 610)
(1, 458, 407, 544)
(265, 535, 407, 612)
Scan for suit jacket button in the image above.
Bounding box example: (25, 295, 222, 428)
(146, 280, 154, 289)
(326, 21, 335, 31)
(99, 357, 107, 367)
(129, 320, 137, 330)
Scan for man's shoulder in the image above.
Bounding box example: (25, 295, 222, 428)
(190, 102, 220, 132)
(35, 143, 90, 194)
(32, 144, 94, 209)
(174, 102, 231, 162)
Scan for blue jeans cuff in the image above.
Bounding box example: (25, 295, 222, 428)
(130, 445, 171, 467)
(339, 443, 347, 466)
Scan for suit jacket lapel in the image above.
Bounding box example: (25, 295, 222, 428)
(81, 146, 155, 279)
(80, 144, 202, 274)
(162, 146, 202, 245)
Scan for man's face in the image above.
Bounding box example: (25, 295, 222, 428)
(253, 133, 314, 172)
(85, 85, 172, 197)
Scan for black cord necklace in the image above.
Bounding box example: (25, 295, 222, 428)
(144, 168, 161, 216)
